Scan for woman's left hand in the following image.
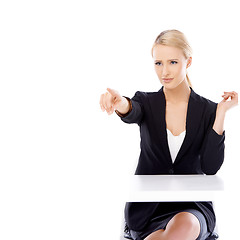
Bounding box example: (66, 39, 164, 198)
(218, 91, 238, 113)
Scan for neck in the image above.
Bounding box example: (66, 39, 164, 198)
(163, 80, 191, 103)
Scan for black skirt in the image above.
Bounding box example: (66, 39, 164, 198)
(125, 201, 216, 234)
(129, 208, 211, 240)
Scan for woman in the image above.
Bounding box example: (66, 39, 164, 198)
(99, 30, 238, 240)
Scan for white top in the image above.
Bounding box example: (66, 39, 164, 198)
(167, 129, 186, 163)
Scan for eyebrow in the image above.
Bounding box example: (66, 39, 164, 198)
(154, 59, 179, 62)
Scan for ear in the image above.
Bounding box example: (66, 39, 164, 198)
(186, 57, 192, 68)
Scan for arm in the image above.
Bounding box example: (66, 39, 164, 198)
(100, 89, 144, 124)
(200, 113, 225, 175)
(212, 91, 238, 135)
(201, 91, 238, 174)
(212, 107, 225, 135)
(115, 91, 144, 125)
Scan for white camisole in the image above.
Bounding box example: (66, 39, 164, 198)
(167, 129, 186, 163)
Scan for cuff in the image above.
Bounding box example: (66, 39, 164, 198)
(211, 128, 225, 137)
(209, 128, 225, 144)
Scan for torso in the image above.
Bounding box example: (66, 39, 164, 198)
(165, 101, 188, 136)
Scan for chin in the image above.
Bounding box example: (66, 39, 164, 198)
(162, 83, 177, 90)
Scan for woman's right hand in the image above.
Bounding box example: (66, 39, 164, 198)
(99, 88, 130, 115)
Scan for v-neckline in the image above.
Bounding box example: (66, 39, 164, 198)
(163, 87, 192, 164)
(163, 87, 192, 138)
(167, 128, 186, 137)
(149, 86, 205, 166)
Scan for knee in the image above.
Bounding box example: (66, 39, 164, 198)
(144, 229, 164, 240)
(165, 212, 200, 240)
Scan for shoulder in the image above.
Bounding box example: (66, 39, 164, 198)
(133, 90, 159, 97)
(190, 88, 217, 114)
(131, 90, 161, 102)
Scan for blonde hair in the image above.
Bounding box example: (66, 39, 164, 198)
(152, 29, 193, 88)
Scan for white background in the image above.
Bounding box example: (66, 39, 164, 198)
(0, 0, 239, 239)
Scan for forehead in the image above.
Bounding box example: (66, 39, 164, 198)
(152, 44, 185, 60)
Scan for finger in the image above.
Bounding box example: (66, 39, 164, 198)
(106, 92, 114, 111)
(230, 91, 238, 99)
(102, 92, 109, 111)
(222, 94, 229, 100)
(222, 92, 235, 98)
(222, 93, 238, 103)
(106, 104, 115, 115)
(234, 92, 238, 101)
(99, 94, 105, 111)
(227, 92, 237, 99)
(223, 92, 234, 95)
(223, 91, 237, 97)
(223, 95, 232, 101)
(107, 106, 114, 115)
(107, 88, 121, 99)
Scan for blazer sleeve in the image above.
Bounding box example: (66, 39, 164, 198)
(200, 105, 225, 175)
(115, 91, 144, 125)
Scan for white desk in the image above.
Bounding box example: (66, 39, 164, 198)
(125, 175, 224, 202)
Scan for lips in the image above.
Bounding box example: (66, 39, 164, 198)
(162, 78, 174, 83)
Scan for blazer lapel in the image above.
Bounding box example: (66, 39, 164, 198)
(149, 87, 172, 165)
(149, 87, 205, 166)
(174, 88, 205, 164)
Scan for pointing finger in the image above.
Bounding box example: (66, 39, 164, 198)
(107, 88, 121, 99)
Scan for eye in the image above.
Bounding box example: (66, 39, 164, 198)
(170, 61, 178, 64)
(155, 62, 162, 66)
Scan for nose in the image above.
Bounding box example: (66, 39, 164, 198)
(162, 65, 170, 77)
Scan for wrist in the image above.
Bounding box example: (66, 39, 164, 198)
(216, 104, 227, 116)
(120, 97, 130, 113)
(115, 97, 132, 117)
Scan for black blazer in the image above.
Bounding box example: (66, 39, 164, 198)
(118, 87, 225, 233)
(118, 86, 225, 175)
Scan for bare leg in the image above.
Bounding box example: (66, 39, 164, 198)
(144, 212, 200, 240)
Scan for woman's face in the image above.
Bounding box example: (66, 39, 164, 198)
(152, 44, 192, 89)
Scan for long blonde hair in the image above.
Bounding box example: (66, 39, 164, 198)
(152, 29, 193, 88)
